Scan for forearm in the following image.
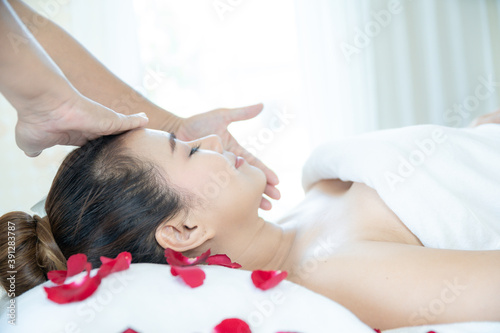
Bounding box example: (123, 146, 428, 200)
(7, 0, 182, 132)
(0, 0, 73, 111)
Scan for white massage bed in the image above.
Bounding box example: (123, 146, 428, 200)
(0, 264, 499, 332)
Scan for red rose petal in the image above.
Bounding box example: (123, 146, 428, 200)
(47, 253, 90, 285)
(251, 270, 288, 291)
(170, 265, 206, 288)
(44, 270, 102, 304)
(373, 329, 382, 333)
(67, 253, 89, 277)
(213, 318, 251, 333)
(47, 270, 68, 285)
(98, 252, 132, 279)
(45, 252, 133, 304)
(122, 329, 139, 333)
(206, 254, 242, 269)
(165, 248, 211, 266)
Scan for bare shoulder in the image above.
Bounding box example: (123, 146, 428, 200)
(296, 241, 500, 330)
(307, 179, 353, 196)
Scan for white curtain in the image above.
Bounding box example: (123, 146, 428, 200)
(294, 0, 500, 149)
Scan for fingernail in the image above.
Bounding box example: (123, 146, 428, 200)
(138, 112, 148, 118)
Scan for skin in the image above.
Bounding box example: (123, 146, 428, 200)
(123, 128, 500, 330)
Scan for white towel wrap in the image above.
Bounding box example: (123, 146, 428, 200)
(302, 124, 500, 250)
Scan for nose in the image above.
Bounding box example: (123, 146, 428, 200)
(195, 135, 224, 153)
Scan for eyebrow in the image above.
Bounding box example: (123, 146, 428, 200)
(169, 132, 177, 153)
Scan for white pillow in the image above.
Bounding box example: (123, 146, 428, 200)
(0, 263, 373, 332)
(30, 196, 47, 217)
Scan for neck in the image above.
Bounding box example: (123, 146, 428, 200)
(231, 217, 297, 272)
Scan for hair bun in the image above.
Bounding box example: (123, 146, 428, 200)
(33, 214, 67, 274)
(0, 211, 66, 296)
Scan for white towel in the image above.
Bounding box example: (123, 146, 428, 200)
(302, 124, 500, 250)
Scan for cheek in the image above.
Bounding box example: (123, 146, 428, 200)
(168, 166, 202, 188)
(226, 167, 266, 204)
(175, 163, 236, 203)
(168, 159, 264, 209)
(241, 164, 266, 190)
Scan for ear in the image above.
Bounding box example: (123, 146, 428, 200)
(155, 218, 214, 253)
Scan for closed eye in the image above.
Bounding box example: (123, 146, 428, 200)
(189, 144, 201, 157)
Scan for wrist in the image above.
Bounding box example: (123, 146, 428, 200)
(139, 102, 184, 134)
(168, 115, 185, 134)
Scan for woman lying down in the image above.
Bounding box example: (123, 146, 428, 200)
(1, 120, 499, 330)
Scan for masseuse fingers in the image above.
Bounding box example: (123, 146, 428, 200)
(240, 148, 280, 187)
(223, 128, 280, 187)
(60, 96, 149, 140)
(221, 103, 280, 186)
(223, 103, 264, 124)
(94, 110, 150, 136)
(263, 183, 281, 200)
(259, 196, 272, 211)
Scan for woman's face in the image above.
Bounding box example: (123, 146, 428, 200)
(122, 128, 266, 230)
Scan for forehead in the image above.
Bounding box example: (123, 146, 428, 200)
(124, 128, 169, 144)
(122, 128, 171, 150)
(121, 128, 172, 164)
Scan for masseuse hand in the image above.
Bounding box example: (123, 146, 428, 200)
(1, 0, 148, 157)
(15, 93, 149, 157)
(469, 108, 500, 127)
(175, 103, 281, 210)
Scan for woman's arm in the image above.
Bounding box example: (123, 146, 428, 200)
(469, 109, 500, 127)
(314, 241, 500, 330)
(0, 0, 148, 156)
(7, 0, 181, 132)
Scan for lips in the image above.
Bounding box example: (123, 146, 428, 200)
(235, 156, 245, 169)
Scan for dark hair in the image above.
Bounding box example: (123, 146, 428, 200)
(0, 133, 186, 297)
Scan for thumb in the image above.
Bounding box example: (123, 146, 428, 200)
(99, 112, 149, 135)
(224, 103, 263, 123)
(121, 112, 149, 130)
